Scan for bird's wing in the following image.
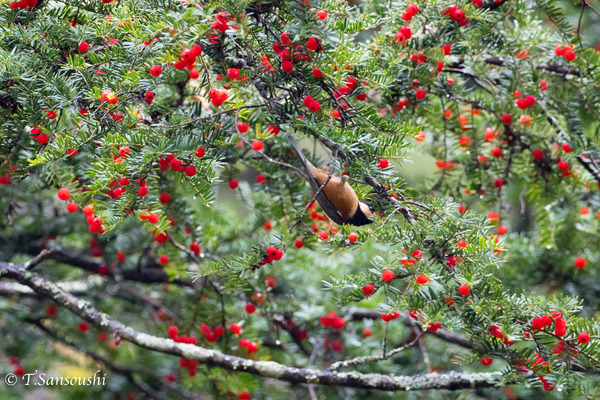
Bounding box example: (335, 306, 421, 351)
(288, 135, 345, 225)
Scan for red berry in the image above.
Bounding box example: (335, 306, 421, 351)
(195, 147, 206, 158)
(458, 136, 471, 147)
(159, 255, 169, 265)
(407, 3, 419, 16)
(245, 303, 256, 314)
(265, 276, 277, 288)
(46, 305, 58, 317)
(348, 232, 357, 243)
(531, 316, 545, 330)
(189, 68, 200, 79)
(66, 202, 78, 212)
(237, 390, 251, 400)
(190, 44, 203, 57)
(501, 114, 512, 124)
(237, 123, 249, 133)
(138, 186, 148, 196)
(525, 95, 536, 107)
(557, 161, 569, 171)
(416, 275, 429, 285)
(267, 125, 280, 135)
(491, 147, 502, 158)
(78, 321, 90, 332)
(457, 240, 467, 248)
(83, 204, 94, 216)
(150, 65, 162, 77)
(564, 49, 577, 62)
(382, 269, 394, 282)
(282, 61, 293, 73)
(458, 284, 470, 296)
(294, 238, 304, 248)
(229, 179, 239, 189)
(578, 332, 590, 344)
(415, 89, 426, 99)
(189, 242, 201, 255)
(182, 165, 196, 177)
(480, 356, 493, 366)
(532, 149, 544, 161)
(225, 67, 240, 80)
(581, 206, 589, 215)
(144, 92, 154, 104)
(306, 38, 319, 51)
(230, 323, 242, 335)
(159, 193, 171, 204)
(378, 158, 389, 169)
(574, 257, 587, 269)
(516, 98, 528, 109)
(252, 140, 263, 151)
(78, 41, 89, 53)
(319, 230, 329, 240)
(308, 100, 320, 112)
(312, 68, 323, 78)
(494, 178, 504, 188)
(36, 134, 49, 144)
(148, 213, 159, 224)
(362, 284, 375, 296)
(167, 326, 178, 338)
(316, 10, 328, 20)
(57, 188, 71, 201)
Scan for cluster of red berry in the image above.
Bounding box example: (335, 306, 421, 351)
(8, 356, 25, 377)
(211, 11, 232, 32)
(238, 338, 259, 354)
(319, 311, 345, 329)
(401, 3, 419, 21)
(554, 45, 577, 62)
(30, 126, 48, 145)
(381, 311, 400, 322)
(443, 4, 469, 26)
(199, 323, 225, 342)
(208, 88, 229, 107)
(258, 246, 284, 267)
(9, 0, 37, 9)
(158, 153, 197, 177)
(516, 94, 536, 110)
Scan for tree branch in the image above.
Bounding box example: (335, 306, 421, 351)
(0, 261, 509, 392)
(21, 241, 194, 287)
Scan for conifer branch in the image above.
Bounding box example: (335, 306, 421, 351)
(0, 261, 510, 392)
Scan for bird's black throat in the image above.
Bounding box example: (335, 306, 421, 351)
(346, 204, 373, 226)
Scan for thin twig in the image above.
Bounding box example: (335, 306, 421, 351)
(23, 249, 52, 270)
(330, 330, 425, 370)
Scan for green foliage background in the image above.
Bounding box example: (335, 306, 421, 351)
(0, 0, 599, 399)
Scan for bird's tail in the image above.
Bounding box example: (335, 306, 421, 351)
(288, 135, 313, 175)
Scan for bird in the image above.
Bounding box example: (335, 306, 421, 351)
(288, 135, 373, 226)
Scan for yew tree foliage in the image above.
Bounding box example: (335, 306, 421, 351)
(1, 0, 600, 398)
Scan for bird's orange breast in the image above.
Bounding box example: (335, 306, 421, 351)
(311, 168, 359, 221)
